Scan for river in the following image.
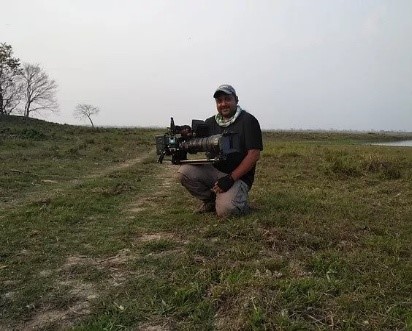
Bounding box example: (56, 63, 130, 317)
(371, 140, 412, 147)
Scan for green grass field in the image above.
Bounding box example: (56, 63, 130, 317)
(1, 115, 411, 330)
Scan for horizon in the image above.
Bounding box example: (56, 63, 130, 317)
(3, 114, 412, 135)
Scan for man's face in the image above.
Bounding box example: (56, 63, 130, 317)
(215, 93, 238, 119)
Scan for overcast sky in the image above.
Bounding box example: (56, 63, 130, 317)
(2, 0, 411, 131)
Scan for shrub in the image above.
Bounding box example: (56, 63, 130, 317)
(324, 151, 362, 178)
(363, 154, 401, 179)
(20, 128, 47, 140)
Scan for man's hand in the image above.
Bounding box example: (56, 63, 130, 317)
(179, 125, 193, 139)
(214, 174, 235, 193)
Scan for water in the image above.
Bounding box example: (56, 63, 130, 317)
(372, 140, 412, 147)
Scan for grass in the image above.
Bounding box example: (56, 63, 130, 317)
(0, 115, 411, 330)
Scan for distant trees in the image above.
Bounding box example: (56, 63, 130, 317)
(20, 63, 59, 117)
(0, 43, 59, 118)
(74, 104, 100, 128)
(0, 43, 22, 115)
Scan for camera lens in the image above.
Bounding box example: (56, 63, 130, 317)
(180, 134, 221, 153)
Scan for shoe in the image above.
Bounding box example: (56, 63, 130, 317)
(194, 201, 215, 214)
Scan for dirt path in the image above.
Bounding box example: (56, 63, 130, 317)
(1, 149, 156, 211)
(127, 163, 176, 214)
(5, 151, 181, 331)
(84, 150, 155, 179)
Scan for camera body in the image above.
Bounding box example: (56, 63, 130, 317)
(156, 117, 239, 165)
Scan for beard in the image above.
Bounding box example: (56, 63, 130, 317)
(219, 106, 237, 119)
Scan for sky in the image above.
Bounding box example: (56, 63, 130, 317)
(1, 0, 411, 131)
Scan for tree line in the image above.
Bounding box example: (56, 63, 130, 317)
(1, 42, 100, 127)
(0, 42, 58, 118)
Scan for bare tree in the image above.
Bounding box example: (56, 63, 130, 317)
(74, 104, 100, 128)
(0, 43, 22, 115)
(20, 63, 58, 117)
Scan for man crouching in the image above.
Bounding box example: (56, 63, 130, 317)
(177, 84, 263, 217)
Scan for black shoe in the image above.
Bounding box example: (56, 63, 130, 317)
(194, 201, 215, 214)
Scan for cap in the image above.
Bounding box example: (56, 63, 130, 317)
(213, 84, 237, 98)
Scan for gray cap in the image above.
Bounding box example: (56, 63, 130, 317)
(213, 84, 237, 98)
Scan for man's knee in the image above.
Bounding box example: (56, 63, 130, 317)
(176, 164, 193, 185)
(216, 197, 250, 218)
(215, 181, 249, 217)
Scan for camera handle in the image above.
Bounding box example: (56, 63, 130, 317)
(178, 158, 217, 165)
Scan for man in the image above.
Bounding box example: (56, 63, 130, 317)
(177, 84, 263, 217)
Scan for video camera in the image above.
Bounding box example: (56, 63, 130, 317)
(156, 117, 239, 165)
